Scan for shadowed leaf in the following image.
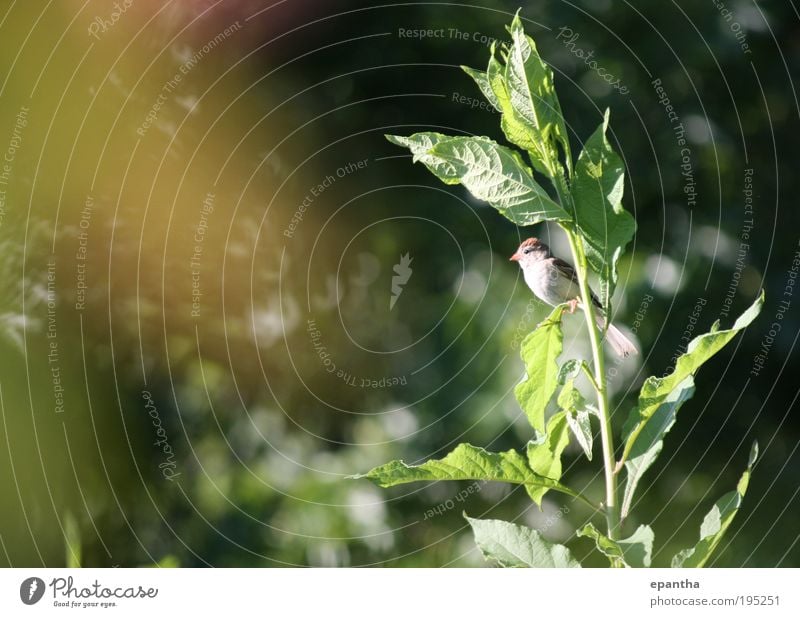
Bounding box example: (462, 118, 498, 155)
(579, 523, 654, 568)
(621, 292, 764, 467)
(559, 380, 594, 461)
(672, 442, 758, 568)
(620, 377, 695, 519)
(571, 109, 635, 306)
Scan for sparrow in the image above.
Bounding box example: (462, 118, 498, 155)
(510, 237, 637, 357)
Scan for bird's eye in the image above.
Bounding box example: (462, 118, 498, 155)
(523, 247, 532, 254)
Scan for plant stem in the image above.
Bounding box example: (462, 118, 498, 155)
(552, 155, 621, 550)
(563, 229, 620, 543)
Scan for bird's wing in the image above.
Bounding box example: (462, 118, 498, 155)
(551, 257, 603, 309)
(552, 257, 578, 281)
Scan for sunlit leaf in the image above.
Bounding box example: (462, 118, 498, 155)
(462, 15, 571, 178)
(351, 443, 580, 503)
(485, 45, 547, 171)
(461, 65, 501, 112)
(526, 411, 570, 505)
(515, 305, 566, 433)
(386, 132, 458, 181)
(466, 515, 581, 568)
(387, 133, 569, 225)
(505, 12, 570, 176)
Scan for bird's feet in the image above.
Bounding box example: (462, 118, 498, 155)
(567, 298, 579, 314)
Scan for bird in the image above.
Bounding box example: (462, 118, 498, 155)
(509, 237, 637, 357)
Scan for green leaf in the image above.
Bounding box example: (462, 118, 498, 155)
(461, 65, 501, 112)
(485, 46, 545, 171)
(620, 377, 695, 519)
(466, 515, 581, 568)
(557, 379, 594, 461)
(428, 136, 568, 225)
(386, 132, 458, 181)
(556, 378, 585, 410)
(463, 15, 571, 180)
(526, 411, 570, 505)
(427, 135, 558, 213)
(566, 410, 593, 461)
(515, 305, 566, 433)
(556, 359, 581, 385)
(485, 46, 509, 111)
(386, 133, 569, 225)
(505, 12, 570, 176)
(620, 292, 764, 467)
(620, 525, 655, 568)
(672, 442, 758, 568)
(578, 523, 620, 565)
(570, 109, 636, 306)
(468, 44, 547, 174)
(351, 443, 579, 504)
(578, 523, 654, 568)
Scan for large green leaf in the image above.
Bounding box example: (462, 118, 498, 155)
(463, 45, 545, 172)
(620, 377, 696, 519)
(486, 45, 546, 170)
(466, 516, 581, 568)
(351, 443, 580, 503)
(514, 305, 566, 433)
(386, 133, 569, 225)
(672, 442, 758, 568)
(620, 292, 764, 466)
(427, 136, 565, 221)
(505, 13, 570, 176)
(578, 523, 654, 568)
(570, 109, 636, 305)
(526, 411, 570, 505)
(462, 15, 570, 178)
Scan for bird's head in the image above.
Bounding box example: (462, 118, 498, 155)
(509, 237, 551, 268)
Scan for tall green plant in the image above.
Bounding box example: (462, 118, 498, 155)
(352, 12, 763, 568)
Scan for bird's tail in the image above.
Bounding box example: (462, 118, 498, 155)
(594, 313, 638, 358)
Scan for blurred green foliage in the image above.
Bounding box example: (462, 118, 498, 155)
(0, 0, 797, 567)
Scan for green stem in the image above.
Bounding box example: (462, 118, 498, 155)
(551, 152, 621, 563)
(563, 230, 619, 543)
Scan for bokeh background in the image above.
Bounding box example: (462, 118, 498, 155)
(0, 0, 797, 567)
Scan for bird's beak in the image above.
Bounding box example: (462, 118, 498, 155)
(509, 252, 521, 262)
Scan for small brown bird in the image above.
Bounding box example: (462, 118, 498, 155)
(510, 237, 637, 357)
